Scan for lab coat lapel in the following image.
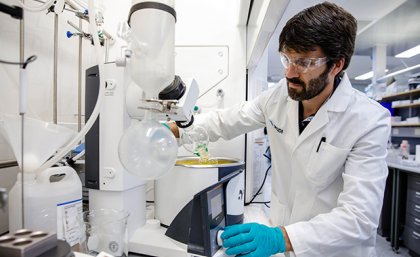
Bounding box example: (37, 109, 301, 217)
(292, 73, 353, 153)
(294, 106, 329, 151)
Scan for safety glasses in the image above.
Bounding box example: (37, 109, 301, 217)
(280, 52, 329, 74)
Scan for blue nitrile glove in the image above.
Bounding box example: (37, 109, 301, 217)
(221, 223, 286, 257)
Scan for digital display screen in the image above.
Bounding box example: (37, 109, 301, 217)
(210, 193, 222, 218)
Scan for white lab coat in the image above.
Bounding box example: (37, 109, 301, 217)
(193, 73, 391, 257)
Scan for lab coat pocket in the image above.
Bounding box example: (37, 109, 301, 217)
(306, 142, 351, 191)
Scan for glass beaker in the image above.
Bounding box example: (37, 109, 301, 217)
(77, 209, 129, 257)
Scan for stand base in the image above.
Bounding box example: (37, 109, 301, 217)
(128, 219, 228, 257)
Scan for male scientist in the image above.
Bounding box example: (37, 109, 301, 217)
(171, 2, 390, 257)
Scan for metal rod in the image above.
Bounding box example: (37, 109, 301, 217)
(78, 18, 83, 132)
(19, 2, 25, 229)
(0, 161, 18, 169)
(67, 20, 84, 34)
(20, 116, 25, 229)
(53, 13, 58, 124)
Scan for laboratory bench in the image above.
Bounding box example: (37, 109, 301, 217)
(384, 158, 420, 257)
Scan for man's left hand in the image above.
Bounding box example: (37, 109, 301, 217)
(221, 222, 286, 257)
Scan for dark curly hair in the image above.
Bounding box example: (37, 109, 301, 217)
(279, 2, 357, 73)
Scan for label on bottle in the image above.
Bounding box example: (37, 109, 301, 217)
(56, 199, 83, 246)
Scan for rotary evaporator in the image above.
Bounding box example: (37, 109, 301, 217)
(82, 1, 246, 257)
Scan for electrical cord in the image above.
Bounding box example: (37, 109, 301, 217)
(245, 164, 271, 207)
(245, 146, 271, 207)
(250, 201, 271, 208)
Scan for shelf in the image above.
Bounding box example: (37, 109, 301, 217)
(391, 126, 420, 138)
(392, 123, 420, 127)
(381, 88, 420, 102)
(393, 103, 420, 109)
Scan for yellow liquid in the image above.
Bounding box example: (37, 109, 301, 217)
(176, 159, 235, 165)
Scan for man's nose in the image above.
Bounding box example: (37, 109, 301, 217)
(285, 63, 299, 78)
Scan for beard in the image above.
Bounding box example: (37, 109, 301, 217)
(287, 67, 331, 101)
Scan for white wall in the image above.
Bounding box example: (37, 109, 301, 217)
(174, 0, 247, 160)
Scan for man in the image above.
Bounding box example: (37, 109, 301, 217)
(172, 2, 390, 256)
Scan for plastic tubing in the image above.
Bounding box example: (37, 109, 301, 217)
(71, 149, 85, 161)
(70, 0, 88, 9)
(35, 0, 104, 176)
(14, 0, 56, 12)
(65, 0, 85, 11)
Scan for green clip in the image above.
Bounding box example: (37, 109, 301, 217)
(162, 123, 171, 130)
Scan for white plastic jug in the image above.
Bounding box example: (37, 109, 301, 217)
(9, 166, 82, 246)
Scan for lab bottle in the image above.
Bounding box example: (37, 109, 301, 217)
(8, 166, 82, 246)
(400, 140, 410, 160)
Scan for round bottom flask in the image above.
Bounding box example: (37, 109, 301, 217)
(118, 111, 178, 179)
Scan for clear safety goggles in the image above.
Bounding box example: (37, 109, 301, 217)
(280, 52, 329, 74)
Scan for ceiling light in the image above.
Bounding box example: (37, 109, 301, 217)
(395, 44, 420, 58)
(378, 64, 420, 82)
(355, 71, 374, 80)
(355, 69, 389, 80)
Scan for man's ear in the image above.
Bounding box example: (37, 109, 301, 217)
(331, 57, 345, 77)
